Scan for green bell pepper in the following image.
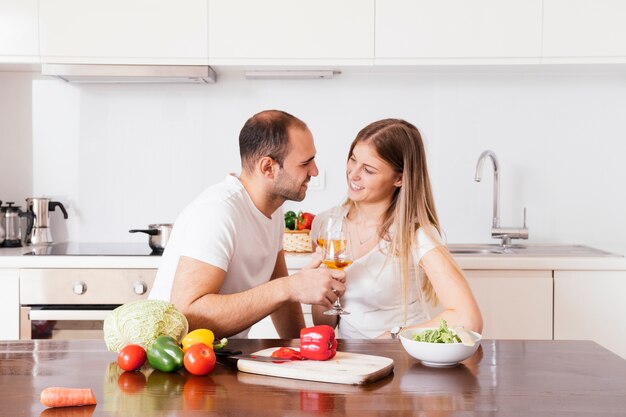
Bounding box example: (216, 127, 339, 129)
(284, 210, 297, 230)
(147, 335, 184, 372)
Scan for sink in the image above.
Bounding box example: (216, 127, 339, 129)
(447, 244, 622, 257)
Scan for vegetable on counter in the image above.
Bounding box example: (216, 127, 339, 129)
(213, 337, 228, 351)
(184, 343, 217, 375)
(297, 211, 315, 230)
(40, 387, 97, 408)
(300, 325, 337, 361)
(147, 335, 185, 373)
(412, 319, 461, 344)
(117, 344, 147, 372)
(284, 210, 297, 230)
(182, 328, 215, 353)
(270, 347, 304, 361)
(103, 299, 188, 353)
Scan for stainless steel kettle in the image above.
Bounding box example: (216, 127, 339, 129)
(24, 197, 68, 245)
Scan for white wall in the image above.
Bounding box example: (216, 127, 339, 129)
(0, 72, 33, 205)
(13, 69, 626, 251)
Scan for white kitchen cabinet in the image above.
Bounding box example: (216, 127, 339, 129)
(39, 0, 208, 65)
(248, 268, 313, 338)
(543, 0, 626, 63)
(465, 270, 553, 340)
(0, 0, 39, 64)
(248, 304, 314, 339)
(375, 0, 542, 64)
(208, 0, 375, 65)
(554, 270, 626, 359)
(0, 269, 20, 339)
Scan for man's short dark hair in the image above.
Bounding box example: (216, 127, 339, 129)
(239, 110, 308, 172)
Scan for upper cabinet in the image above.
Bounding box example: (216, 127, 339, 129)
(375, 0, 542, 64)
(542, 0, 626, 63)
(39, 0, 208, 65)
(0, 0, 39, 64)
(207, 0, 375, 65)
(3, 0, 626, 69)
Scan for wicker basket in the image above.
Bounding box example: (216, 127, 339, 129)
(283, 229, 313, 253)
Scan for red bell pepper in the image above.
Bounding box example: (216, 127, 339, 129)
(300, 325, 337, 361)
(297, 211, 315, 230)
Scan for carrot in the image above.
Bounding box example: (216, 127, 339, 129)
(40, 387, 97, 408)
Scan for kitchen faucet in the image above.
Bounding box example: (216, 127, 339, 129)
(474, 150, 528, 247)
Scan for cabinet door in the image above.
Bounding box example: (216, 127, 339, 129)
(542, 0, 626, 62)
(208, 0, 374, 65)
(0, 0, 38, 63)
(465, 270, 552, 339)
(375, 0, 542, 64)
(554, 270, 626, 359)
(39, 0, 208, 65)
(0, 270, 20, 340)
(248, 269, 313, 338)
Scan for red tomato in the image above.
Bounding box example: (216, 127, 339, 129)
(117, 344, 147, 372)
(184, 343, 217, 376)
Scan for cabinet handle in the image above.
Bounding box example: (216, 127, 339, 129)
(133, 281, 147, 295)
(73, 281, 87, 295)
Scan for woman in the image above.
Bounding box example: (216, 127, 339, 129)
(311, 119, 483, 339)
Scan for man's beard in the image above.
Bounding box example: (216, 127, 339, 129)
(272, 170, 308, 202)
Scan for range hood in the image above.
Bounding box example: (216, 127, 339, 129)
(41, 64, 216, 84)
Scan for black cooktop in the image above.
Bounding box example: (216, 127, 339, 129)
(23, 242, 161, 256)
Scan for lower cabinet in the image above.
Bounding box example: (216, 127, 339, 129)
(554, 270, 626, 359)
(465, 270, 553, 340)
(0, 269, 20, 340)
(248, 304, 313, 339)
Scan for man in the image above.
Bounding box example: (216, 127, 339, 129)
(149, 110, 345, 338)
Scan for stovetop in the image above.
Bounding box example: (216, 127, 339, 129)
(22, 242, 161, 256)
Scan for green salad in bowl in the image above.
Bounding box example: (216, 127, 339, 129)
(400, 319, 482, 367)
(412, 319, 462, 344)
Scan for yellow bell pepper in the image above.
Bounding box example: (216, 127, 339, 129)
(181, 329, 215, 352)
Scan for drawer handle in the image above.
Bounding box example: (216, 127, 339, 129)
(73, 281, 87, 295)
(133, 281, 147, 295)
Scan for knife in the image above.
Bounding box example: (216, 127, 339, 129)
(228, 354, 294, 363)
(215, 349, 294, 363)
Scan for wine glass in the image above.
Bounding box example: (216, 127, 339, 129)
(319, 214, 352, 315)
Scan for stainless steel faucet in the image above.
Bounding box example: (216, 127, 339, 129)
(474, 150, 529, 247)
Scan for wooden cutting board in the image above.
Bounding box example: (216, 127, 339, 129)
(236, 348, 394, 385)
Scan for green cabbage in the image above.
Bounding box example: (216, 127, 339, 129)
(103, 299, 188, 352)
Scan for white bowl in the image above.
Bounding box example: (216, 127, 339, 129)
(399, 327, 482, 367)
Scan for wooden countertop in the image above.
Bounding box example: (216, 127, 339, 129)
(1, 339, 625, 416)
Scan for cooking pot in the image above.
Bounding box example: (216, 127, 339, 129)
(129, 223, 173, 254)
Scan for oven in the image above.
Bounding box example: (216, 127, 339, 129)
(19, 268, 156, 340)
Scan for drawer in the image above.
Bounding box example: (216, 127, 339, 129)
(20, 269, 156, 305)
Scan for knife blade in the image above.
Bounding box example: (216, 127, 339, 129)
(228, 354, 294, 363)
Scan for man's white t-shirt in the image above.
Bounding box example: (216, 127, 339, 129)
(149, 174, 284, 338)
(311, 207, 440, 339)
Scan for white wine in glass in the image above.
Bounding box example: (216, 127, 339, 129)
(320, 215, 352, 315)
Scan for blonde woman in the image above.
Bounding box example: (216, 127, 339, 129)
(311, 119, 482, 339)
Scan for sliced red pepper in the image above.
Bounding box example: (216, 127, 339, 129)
(271, 347, 304, 361)
(300, 325, 337, 361)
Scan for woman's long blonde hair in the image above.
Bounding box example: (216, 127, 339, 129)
(345, 119, 463, 311)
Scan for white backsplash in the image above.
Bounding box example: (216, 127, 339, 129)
(3, 69, 625, 250)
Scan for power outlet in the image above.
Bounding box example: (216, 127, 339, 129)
(308, 170, 325, 191)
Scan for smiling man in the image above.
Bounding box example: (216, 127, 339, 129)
(149, 110, 346, 339)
